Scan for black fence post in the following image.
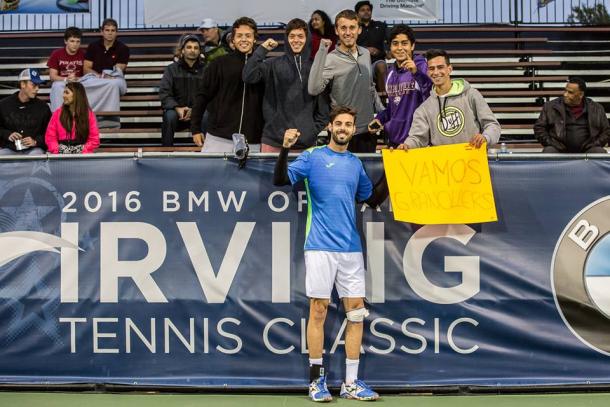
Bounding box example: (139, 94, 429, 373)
(100, 0, 107, 28)
(510, 0, 524, 25)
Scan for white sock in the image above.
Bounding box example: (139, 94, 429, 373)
(345, 358, 359, 385)
(309, 358, 323, 366)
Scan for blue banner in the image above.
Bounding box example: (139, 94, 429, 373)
(1, 156, 610, 388)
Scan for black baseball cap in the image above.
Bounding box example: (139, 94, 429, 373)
(355, 1, 373, 12)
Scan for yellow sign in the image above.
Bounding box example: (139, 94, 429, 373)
(381, 143, 497, 224)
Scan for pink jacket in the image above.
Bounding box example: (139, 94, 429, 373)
(45, 107, 100, 154)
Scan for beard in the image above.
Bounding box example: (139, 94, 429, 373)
(331, 130, 351, 146)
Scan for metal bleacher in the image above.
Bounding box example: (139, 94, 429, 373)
(0, 25, 609, 151)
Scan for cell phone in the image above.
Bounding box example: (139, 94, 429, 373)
(370, 121, 381, 130)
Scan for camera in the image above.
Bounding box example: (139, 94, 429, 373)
(232, 133, 248, 160)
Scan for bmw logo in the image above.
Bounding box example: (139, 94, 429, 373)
(551, 196, 610, 355)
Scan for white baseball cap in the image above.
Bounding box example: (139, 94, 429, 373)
(199, 18, 218, 29)
(18, 68, 45, 85)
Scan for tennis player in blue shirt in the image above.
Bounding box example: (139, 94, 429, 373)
(274, 105, 388, 402)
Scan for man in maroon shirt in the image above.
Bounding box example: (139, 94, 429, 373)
(48, 26, 85, 111)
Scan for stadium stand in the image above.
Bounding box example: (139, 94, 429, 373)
(0, 25, 608, 150)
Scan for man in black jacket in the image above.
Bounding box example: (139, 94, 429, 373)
(242, 18, 328, 152)
(355, 1, 390, 95)
(355, 0, 387, 64)
(191, 17, 264, 153)
(0, 68, 50, 155)
(534, 77, 608, 153)
(159, 35, 206, 147)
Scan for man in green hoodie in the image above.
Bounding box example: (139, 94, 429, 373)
(400, 49, 500, 150)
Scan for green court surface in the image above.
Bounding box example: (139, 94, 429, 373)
(2, 392, 610, 407)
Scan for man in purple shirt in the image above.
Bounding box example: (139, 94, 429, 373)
(369, 25, 431, 147)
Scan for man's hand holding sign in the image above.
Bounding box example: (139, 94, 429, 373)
(382, 143, 497, 225)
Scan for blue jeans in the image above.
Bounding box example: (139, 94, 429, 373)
(0, 147, 45, 156)
(162, 109, 208, 147)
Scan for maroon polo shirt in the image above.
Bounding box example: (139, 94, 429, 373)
(84, 38, 130, 73)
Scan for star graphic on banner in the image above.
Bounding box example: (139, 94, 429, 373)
(31, 161, 52, 176)
(2, 254, 63, 346)
(18, 277, 55, 323)
(0, 189, 56, 232)
(80, 229, 97, 251)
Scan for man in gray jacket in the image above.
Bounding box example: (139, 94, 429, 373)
(308, 9, 381, 153)
(243, 18, 328, 152)
(402, 49, 500, 150)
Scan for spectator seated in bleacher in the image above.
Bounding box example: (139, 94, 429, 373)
(355, 1, 387, 64)
(47, 27, 85, 112)
(368, 24, 432, 148)
(534, 77, 609, 154)
(0, 68, 50, 156)
(355, 0, 389, 96)
(48, 26, 85, 112)
(308, 10, 336, 61)
(82, 18, 129, 128)
(199, 18, 230, 63)
(401, 49, 500, 150)
(45, 82, 100, 154)
(243, 18, 328, 153)
(159, 35, 206, 147)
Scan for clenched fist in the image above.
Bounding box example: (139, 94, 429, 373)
(283, 128, 301, 148)
(262, 38, 279, 51)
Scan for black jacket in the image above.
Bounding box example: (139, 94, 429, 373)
(242, 33, 328, 149)
(357, 20, 388, 63)
(534, 97, 609, 152)
(190, 50, 265, 144)
(0, 92, 51, 151)
(159, 58, 206, 110)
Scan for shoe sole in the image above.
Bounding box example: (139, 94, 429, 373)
(340, 393, 379, 401)
(310, 395, 333, 402)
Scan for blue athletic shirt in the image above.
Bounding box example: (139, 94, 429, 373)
(288, 146, 373, 252)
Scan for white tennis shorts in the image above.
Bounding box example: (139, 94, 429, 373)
(304, 250, 366, 299)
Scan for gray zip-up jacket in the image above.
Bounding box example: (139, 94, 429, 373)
(308, 41, 380, 134)
(407, 79, 501, 148)
(243, 32, 328, 149)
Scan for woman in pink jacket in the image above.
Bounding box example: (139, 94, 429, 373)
(45, 81, 100, 154)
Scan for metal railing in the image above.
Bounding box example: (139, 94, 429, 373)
(0, 152, 609, 162)
(0, 0, 608, 31)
